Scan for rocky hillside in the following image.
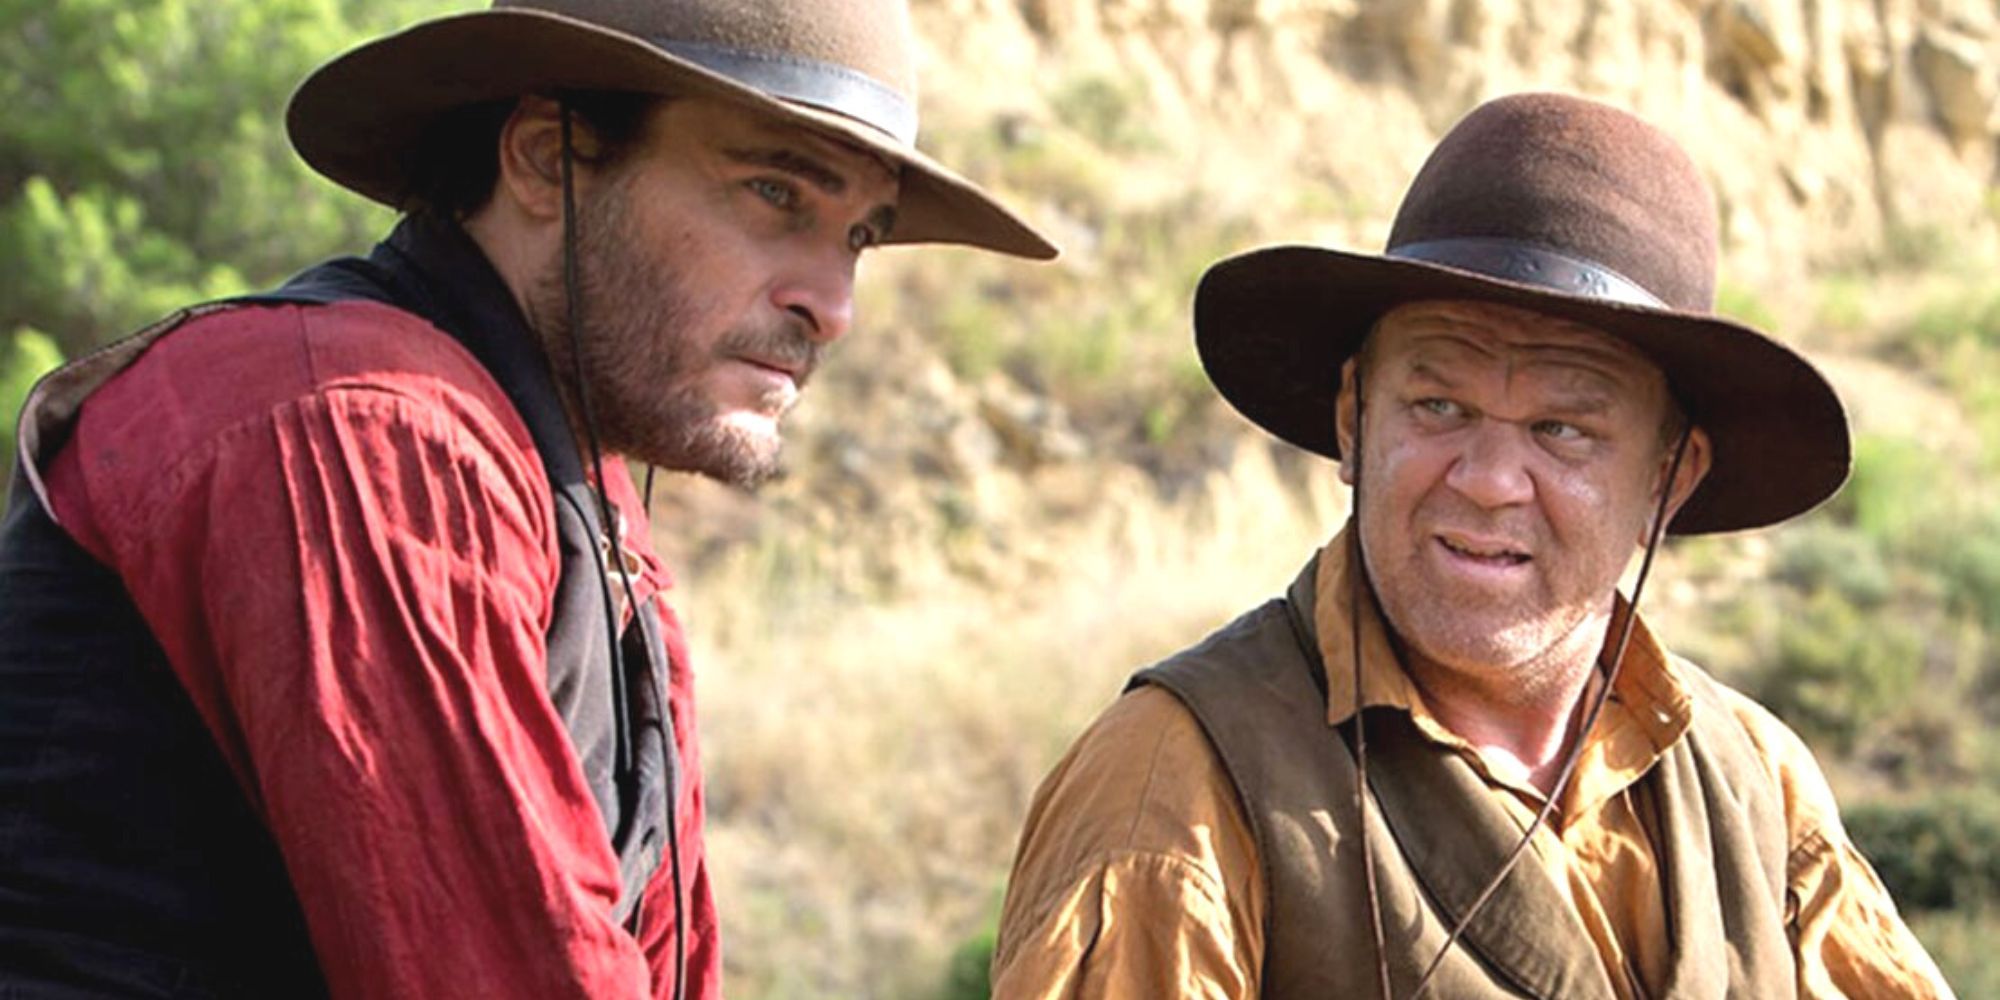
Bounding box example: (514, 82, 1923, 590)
(656, 0, 2000, 592)
(921, 0, 2000, 283)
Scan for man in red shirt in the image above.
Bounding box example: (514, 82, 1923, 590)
(0, 2, 1053, 997)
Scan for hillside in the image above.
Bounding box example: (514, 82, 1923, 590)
(665, 2, 2000, 996)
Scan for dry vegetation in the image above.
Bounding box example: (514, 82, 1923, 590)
(681, 443, 1342, 997)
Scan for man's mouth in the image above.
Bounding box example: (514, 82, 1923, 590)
(743, 357, 794, 376)
(1437, 534, 1531, 566)
(720, 319, 823, 390)
(737, 355, 808, 385)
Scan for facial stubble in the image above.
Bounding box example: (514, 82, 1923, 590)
(533, 175, 821, 489)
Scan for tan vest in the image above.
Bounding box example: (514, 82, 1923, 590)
(1131, 558, 1796, 999)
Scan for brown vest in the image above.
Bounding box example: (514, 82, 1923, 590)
(1131, 557, 1797, 999)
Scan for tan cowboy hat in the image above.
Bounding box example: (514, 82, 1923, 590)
(1194, 92, 1849, 535)
(287, 0, 1056, 260)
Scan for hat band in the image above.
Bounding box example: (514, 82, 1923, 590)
(1388, 238, 1666, 308)
(653, 39, 919, 145)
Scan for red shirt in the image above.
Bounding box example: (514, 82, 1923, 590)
(41, 300, 720, 998)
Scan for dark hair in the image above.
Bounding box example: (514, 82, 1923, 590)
(397, 90, 665, 219)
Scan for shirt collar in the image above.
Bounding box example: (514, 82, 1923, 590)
(1308, 522, 1693, 797)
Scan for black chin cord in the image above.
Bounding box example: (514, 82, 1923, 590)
(1395, 424, 1695, 1000)
(1348, 370, 1395, 1000)
(559, 104, 687, 1000)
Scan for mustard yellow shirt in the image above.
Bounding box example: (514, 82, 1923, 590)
(993, 540, 1953, 999)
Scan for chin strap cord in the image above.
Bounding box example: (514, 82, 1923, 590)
(1396, 424, 1693, 1000)
(1349, 369, 1395, 1000)
(560, 103, 686, 1000)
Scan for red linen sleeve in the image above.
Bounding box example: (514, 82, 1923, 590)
(55, 307, 658, 998)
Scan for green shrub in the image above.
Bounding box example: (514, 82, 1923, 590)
(1048, 73, 1160, 155)
(1941, 516, 2000, 626)
(0, 0, 419, 356)
(1771, 522, 1894, 607)
(1829, 434, 1953, 555)
(938, 921, 996, 1000)
(1882, 222, 1958, 272)
(2, 328, 65, 476)
(1901, 287, 2000, 360)
(1846, 793, 2000, 912)
(1756, 587, 1924, 752)
(1812, 271, 1871, 335)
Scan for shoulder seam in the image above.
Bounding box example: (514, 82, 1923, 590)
(114, 384, 541, 548)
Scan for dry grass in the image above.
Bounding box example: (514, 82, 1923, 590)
(674, 444, 1343, 998)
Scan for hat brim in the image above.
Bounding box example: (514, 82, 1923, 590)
(287, 9, 1056, 260)
(1194, 246, 1851, 535)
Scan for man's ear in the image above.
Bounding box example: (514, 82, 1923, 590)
(1644, 425, 1714, 541)
(1335, 357, 1360, 486)
(492, 96, 570, 223)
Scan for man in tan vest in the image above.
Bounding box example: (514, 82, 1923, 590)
(992, 93, 1952, 999)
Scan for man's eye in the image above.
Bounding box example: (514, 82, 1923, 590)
(748, 178, 798, 210)
(847, 224, 879, 253)
(1534, 419, 1584, 441)
(1415, 398, 1463, 419)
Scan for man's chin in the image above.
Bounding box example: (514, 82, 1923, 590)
(617, 414, 783, 490)
(1385, 602, 1559, 675)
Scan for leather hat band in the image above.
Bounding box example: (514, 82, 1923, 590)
(654, 39, 919, 144)
(1389, 237, 1666, 309)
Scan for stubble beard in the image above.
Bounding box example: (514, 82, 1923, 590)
(531, 177, 819, 490)
(1359, 497, 1615, 707)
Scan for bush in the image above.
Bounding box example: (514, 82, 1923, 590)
(1770, 521, 1894, 607)
(938, 921, 996, 1000)
(1048, 73, 1160, 155)
(1831, 434, 1954, 555)
(1900, 287, 2000, 361)
(0, 0, 422, 356)
(1846, 793, 2000, 912)
(1755, 587, 1924, 753)
(2, 328, 65, 477)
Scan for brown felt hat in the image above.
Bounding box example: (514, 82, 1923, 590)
(1195, 92, 1849, 534)
(287, 0, 1056, 259)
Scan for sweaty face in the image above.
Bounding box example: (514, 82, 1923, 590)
(1342, 301, 1692, 693)
(532, 98, 900, 488)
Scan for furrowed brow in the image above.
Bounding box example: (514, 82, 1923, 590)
(1543, 394, 1615, 419)
(1406, 360, 1462, 389)
(1528, 361, 1626, 410)
(724, 147, 847, 194)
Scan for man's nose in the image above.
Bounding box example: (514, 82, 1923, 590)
(1444, 421, 1537, 509)
(770, 250, 857, 345)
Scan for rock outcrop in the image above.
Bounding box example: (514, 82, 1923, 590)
(916, 0, 2000, 291)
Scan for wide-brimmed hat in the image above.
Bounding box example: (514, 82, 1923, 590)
(287, 0, 1056, 260)
(1194, 92, 1848, 534)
